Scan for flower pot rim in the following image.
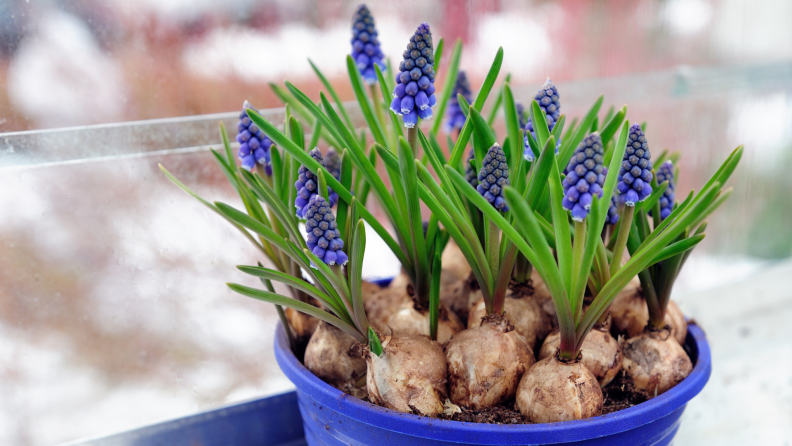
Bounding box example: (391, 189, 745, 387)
(274, 317, 711, 443)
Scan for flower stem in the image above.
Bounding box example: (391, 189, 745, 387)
(609, 205, 635, 278)
(570, 219, 587, 322)
(407, 125, 419, 157)
(370, 84, 386, 138)
(485, 219, 500, 312)
(513, 253, 533, 283)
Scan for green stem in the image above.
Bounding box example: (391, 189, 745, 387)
(570, 220, 587, 322)
(492, 243, 519, 314)
(513, 252, 532, 283)
(486, 219, 500, 310)
(609, 205, 635, 277)
(370, 84, 387, 144)
(407, 125, 419, 157)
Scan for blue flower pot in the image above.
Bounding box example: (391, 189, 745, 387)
(274, 321, 711, 445)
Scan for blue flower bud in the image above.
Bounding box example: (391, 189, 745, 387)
(651, 160, 675, 220)
(617, 124, 653, 206)
(390, 23, 436, 127)
(523, 79, 561, 162)
(464, 147, 478, 188)
(304, 195, 348, 266)
(351, 5, 385, 85)
(476, 144, 510, 212)
(563, 133, 605, 222)
(238, 101, 273, 175)
(444, 71, 473, 134)
(294, 148, 339, 218)
(606, 195, 620, 225)
(323, 148, 341, 181)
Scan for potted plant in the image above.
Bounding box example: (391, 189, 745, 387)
(161, 5, 741, 445)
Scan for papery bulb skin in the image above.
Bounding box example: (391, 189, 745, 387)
(303, 195, 348, 266)
(444, 70, 473, 134)
(323, 148, 341, 181)
(539, 320, 623, 387)
(610, 278, 688, 345)
(351, 5, 385, 84)
(390, 23, 436, 127)
(464, 147, 478, 188)
(476, 143, 510, 211)
(562, 133, 606, 221)
(445, 314, 535, 409)
(467, 281, 553, 351)
(652, 160, 675, 220)
(294, 149, 339, 218)
(438, 240, 475, 322)
(523, 78, 561, 162)
(238, 101, 274, 175)
(622, 327, 692, 398)
(515, 355, 603, 423)
(285, 307, 319, 342)
(364, 273, 411, 332)
(304, 321, 367, 398)
(384, 291, 464, 345)
(366, 334, 448, 416)
(617, 124, 654, 206)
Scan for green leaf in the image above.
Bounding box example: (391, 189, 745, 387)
(236, 265, 345, 318)
(431, 38, 462, 135)
(336, 150, 353, 242)
(597, 120, 630, 228)
(349, 219, 370, 334)
(309, 58, 355, 130)
(546, 145, 573, 291)
(652, 234, 705, 263)
(558, 95, 604, 169)
(487, 73, 512, 126)
(375, 64, 403, 142)
(368, 327, 383, 356)
(529, 99, 551, 148)
(429, 250, 442, 341)
(448, 47, 504, 169)
(599, 105, 626, 146)
(245, 108, 409, 270)
(284, 81, 344, 147)
(502, 83, 523, 172)
(228, 283, 365, 343)
(399, 135, 431, 303)
(346, 55, 388, 147)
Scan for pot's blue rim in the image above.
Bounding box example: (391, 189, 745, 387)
(274, 312, 711, 444)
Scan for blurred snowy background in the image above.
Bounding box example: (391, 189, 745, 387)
(1, 0, 792, 444)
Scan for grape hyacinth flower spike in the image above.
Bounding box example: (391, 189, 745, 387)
(295, 148, 339, 218)
(654, 160, 675, 220)
(617, 124, 653, 206)
(476, 143, 510, 211)
(390, 22, 437, 128)
(562, 133, 605, 221)
(516, 102, 527, 128)
(606, 196, 620, 225)
(351, 4, 385, 84)
(237, 101, 273, 174)
(465, 147, 478, 188)
(524, 78, 561, 162)
(323, 148, 341, 181)
(304, 195, 348, 266)
(444, 70, 472, 134)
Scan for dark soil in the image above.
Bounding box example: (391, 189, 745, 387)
(601, 370, 647, 414)
(444, 404, 532, 424)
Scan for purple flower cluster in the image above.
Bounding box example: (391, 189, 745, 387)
(295, 148, 339, 218)
(444, 71, 473, 134)
(562, 133, 606, 222)
(465, 147, 478, 188)
(617, 124, 653, 206)
(390, 23, 437, 128)
(305, 195, 348, 266)
(523, 79, 561, 162)
(516, 102, 527, 128)
(476, 144, 510, 212)
(654, 160, 675, 220)
(323, 148, 341, 181)
(606, 196, 620, 225)
(237, 101, 273, 174)
(445, 71, 473, 133)
(351, 5, 385, 85)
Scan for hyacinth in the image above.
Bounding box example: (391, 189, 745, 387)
(476, 144, 510, 212)
(654, 160, 675, 220)
(464, 147, 478, 188)
(390, 23, 437, 128)
(617, 124, 654, 206)
(351, 5, 385, 85)
(523, 79, 561, 162)
(237, 101, 273, 174)
(444, 71, 472, 134)
(323, 148, 341, 181)
(516, 102, 527, 128)
(304, 195, 348, 266)
(606, 196, 620, 225)
(295, 148, 339, 218)
(562, 133, 606, 222)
